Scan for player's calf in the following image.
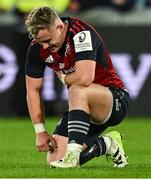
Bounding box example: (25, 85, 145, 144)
(80, 137, 106, 165)
(80, 131, 128, 168)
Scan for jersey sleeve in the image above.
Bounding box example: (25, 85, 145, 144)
(73, 29, 100, 62)
(25, 43, 46, 78)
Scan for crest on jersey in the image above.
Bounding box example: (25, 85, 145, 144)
(45, 55, 55, 63)
(65, 43, 71, 56)
(78, 32, 86, 42)
(73, 30, 93, 53)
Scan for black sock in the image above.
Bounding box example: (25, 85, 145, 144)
(80, 137, 106, 165)
(68, 110, 90, 145)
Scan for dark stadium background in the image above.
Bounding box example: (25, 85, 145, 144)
(0, 19, 150, 117)
(0, 0, 151, 178)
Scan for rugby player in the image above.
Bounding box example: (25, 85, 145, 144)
(25, 6, 129, 168)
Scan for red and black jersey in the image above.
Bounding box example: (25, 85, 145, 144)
(25, 17, 125, 89)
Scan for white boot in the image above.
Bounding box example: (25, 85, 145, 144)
(103, 131, 128, 168)
(50, 143, 83, 168)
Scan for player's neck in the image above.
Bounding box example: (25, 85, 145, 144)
(60, 20, 68, 45)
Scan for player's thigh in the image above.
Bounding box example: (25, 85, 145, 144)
(107, 87, 129, 126)
(47, 134, 68, 164)
(86, 84, 113, 123)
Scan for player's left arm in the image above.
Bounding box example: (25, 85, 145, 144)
(63, 60, 96, 87)
(57, 29, 100, 87)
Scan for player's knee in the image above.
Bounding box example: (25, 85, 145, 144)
(68, 84, 86, 100)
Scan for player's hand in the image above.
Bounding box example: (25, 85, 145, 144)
(36, 131, 58, 152)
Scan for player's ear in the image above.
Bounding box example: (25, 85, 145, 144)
(56, 23, 64, 31)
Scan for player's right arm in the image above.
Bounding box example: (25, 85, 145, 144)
(26, 75, 57, 152)
(26, 76, 44, 125)
(25, 43, 57, 152)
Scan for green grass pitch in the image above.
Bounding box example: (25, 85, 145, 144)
(0, 117, 151, 178)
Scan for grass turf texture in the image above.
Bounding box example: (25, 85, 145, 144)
(0, 117, 151, 178)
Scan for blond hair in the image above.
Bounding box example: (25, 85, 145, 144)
(25, 6, 59, 39)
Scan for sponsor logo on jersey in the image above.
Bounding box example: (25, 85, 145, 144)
(45, 55, 55, 63)
(73, 30, 93, 53)
(56, 66, 75, 74)
(59, 63, 65, 69)
(115, 98, 121, 111)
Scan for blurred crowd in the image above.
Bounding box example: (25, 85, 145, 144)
(69, 0, 151, 12)
(0, 0, 151, 19)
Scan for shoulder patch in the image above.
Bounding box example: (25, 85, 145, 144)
(73, 31, 93, 53)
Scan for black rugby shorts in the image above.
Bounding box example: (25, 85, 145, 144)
(53, 87, 129, 146)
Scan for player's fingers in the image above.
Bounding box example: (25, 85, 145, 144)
(48, 144, 55, 153)
(41, 145, 50, 152)
(49, 141, 56, 152)
(36, 145, 49, 152)
(49, 136, 58, 148)
(44, 143, 53, 152)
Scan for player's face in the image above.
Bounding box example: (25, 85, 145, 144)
(36, 22, 66, 52)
